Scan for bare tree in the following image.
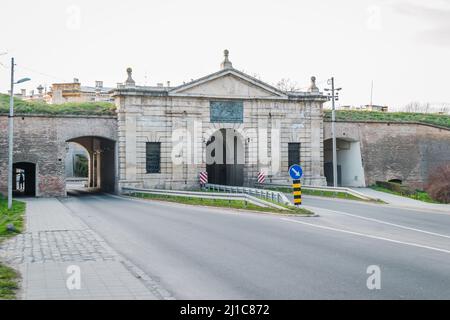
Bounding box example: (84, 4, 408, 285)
(275, 78, 301, 92)
(402, 102, 450, 114)
(438, 104, 450, 114)
(403, 101, 432, 113)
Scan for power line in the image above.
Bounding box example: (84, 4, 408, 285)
(0, 51, 8, 69)
(16, 64, 68, 83)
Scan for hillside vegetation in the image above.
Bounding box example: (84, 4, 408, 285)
(0, 94, 116, 116)
(324, 110, 450, 129)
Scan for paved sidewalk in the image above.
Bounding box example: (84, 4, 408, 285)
(351, 188, 450, 213)
(0, 198, 172, 300)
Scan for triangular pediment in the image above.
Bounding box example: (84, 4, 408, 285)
(170, 69, 287, 99)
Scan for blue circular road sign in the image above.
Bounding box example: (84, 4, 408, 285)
(289, 164, 303, 180)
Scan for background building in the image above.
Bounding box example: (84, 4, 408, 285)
(339, 105, 389, 112)
(47, 79, 114, 104)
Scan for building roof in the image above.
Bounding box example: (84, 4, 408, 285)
(113, 50, 326, 101)
(80, 86, 114, 94)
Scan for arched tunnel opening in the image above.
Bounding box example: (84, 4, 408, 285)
(65, 136, 116, 195)
(206, 129, 245, 186)
(13, 162, 36, 197)
(324, 138, 366, 187)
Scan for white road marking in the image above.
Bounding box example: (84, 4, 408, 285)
(281, 217, 450, 255)
(303, 195, 450, 215)
(309, 207, 450, 239)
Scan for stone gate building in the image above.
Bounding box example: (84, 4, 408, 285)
(114, 50, 328, 190)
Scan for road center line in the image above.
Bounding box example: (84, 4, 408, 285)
(308, 206, 450, 239)
(281, 217, 450, 255)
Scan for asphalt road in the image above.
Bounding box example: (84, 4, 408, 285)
(59, 192, 450, 299)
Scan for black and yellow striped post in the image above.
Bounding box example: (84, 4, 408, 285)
(292, 179, 302, 206)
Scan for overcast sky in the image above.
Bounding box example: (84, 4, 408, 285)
(1, 0, 449, 110)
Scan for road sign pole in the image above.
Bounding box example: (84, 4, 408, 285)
(292, 179, 302, 206)
(289, 164, 303, 206)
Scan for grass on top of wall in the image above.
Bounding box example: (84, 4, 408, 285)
(324, 110, 450, 129)
(0, 94, 116, 116)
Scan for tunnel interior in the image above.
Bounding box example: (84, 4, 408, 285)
(13, 162, 36, 197)
(324, 138, 365, 187)
(66, 136, 116, 194)
(206, 129, 244, 186)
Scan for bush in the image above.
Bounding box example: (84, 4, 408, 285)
(74, 155, 88, 177)
(426, 164, 450, 204)
(375, 181, 414, 195)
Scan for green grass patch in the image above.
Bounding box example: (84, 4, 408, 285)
(0, 93, 116, 116)
(324, 110, 450, 129)
(370, 185, 441, 204)
(0, 197, 25, 300)
(0, 198, 25, 240)
(302, 188, 363, 201)
(130, 192, 313, 215)
(0, 264, 19, 300)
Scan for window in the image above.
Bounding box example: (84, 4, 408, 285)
(146, 142, 161, 173)
(288, 143, 301, 168)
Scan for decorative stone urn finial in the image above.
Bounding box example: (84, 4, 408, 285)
(308, 76, 319, 93)
(125, 67, 136, 86)
(221, 49, 233, 69)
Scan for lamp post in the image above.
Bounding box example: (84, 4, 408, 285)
(325, 77, 342, 188)
(7, 57, 30, 209)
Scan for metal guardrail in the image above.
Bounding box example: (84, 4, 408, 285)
(121, 187, 288, 210)
(254, 182, 377, 201)
(204, 183, 293, 207)
(66, 178, 88, 183)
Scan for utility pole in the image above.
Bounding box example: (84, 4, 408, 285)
(325, 77, 342, 188)
(8, 57, 15, 209)
(370, 80, 373, 109)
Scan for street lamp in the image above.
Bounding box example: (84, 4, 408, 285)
(8, 57, 30, 209)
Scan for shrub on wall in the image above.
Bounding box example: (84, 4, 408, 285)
(375, 181, 415, 195)
(426, 164, 450, 204)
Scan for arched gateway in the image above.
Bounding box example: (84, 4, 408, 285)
(13, 162, 36, 197)
(66, 136, 116, 193)
(0, 115, 117, 197)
